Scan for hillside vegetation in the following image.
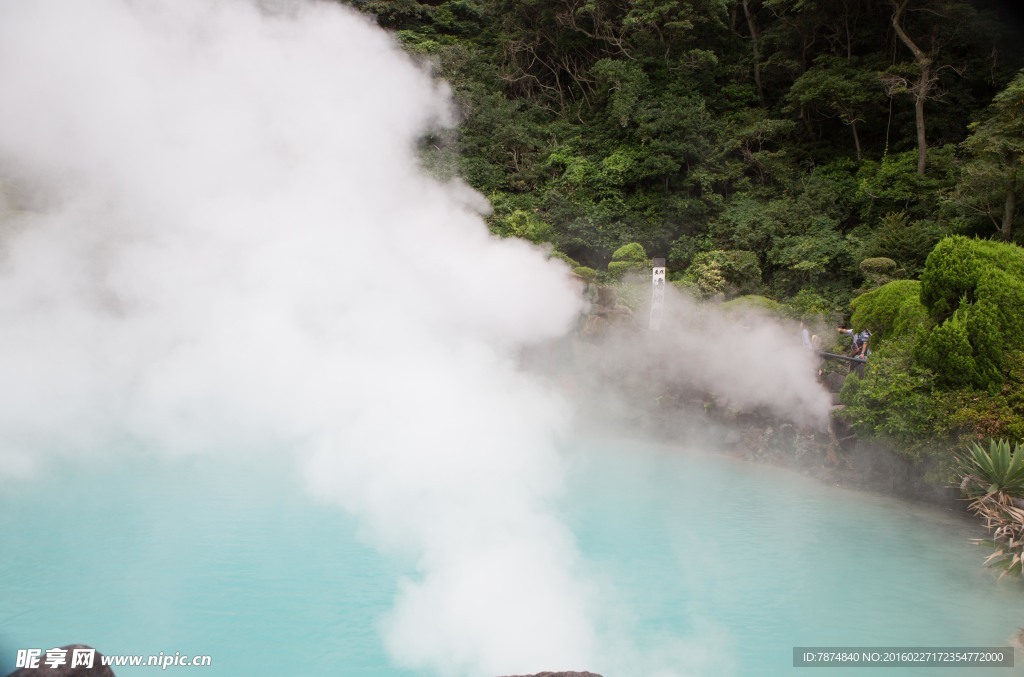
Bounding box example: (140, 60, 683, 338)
(350, 0, 1024, 469)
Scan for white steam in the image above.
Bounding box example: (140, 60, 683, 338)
(650, 288, 831, 427)
(0, 1, 590, 674)
(0, 1, 828, 675)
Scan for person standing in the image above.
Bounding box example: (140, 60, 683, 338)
(837, 326, 871, 359)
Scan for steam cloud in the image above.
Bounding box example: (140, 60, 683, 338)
(0, 1, 826, 675)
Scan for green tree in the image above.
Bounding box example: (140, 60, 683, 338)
(882, 1, 965, 174)
(685, 249, 761, 297)
(952, 71, 1024, 241)
(785, 55, 883, 160)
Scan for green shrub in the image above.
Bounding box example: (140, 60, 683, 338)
(720, 295, 785, 316)
(573, 266, 598, 282)
(610, 242, 648, 263)
(839, 334, 942, 460)
(606, 242, 650, 280)
(849, 280, 929, 352)
(957, 439, 1024, 497)
(606, 259, 647, 280)
(687, 256, 726, 297)
(548, 250, 580, 267)
(685, 249, 761, 298)
(938, 354, 1024, 441)
(786, 287, 844, 321)
(668, 234, 712, 270)
(920, 236, 1024, 321)
(915, 237, 1024, 389)
(860, 211, 946, 274)
(494, 209, 554, 244)
(859, 257, 898, 275)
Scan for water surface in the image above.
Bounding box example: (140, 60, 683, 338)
(1, 439, 1021, 676)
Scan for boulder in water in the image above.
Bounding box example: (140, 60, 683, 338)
(4, 645, 115, 677)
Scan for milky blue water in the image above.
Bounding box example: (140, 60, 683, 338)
(1, 438, 1022, 676)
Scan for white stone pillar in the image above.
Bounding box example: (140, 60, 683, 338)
(649, 257, 666, 331)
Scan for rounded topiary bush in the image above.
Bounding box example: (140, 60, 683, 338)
(915, 237, 1024, 388)
(606, 242, 649, 280)
(606, 260, 643, 279)
(859, 257, 898, 276)
(610, 242, 648, 263)
(920, 236, 1024, 322)
(573, 266, 598, 282)
(720, 294, 785, 316)
(849, 280, 928, 352)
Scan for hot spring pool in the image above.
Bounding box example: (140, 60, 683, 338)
(2, 439, 1022, 676)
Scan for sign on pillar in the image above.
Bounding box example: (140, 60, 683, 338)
(650, 257, 666, 331)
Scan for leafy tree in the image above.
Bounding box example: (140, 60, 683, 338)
(859, 211, 946, 275)
(785, 55, 884, 160)
(855, 147, 957, 225)
(882, 0, 982, 174)
(951, 71, 1024, 241)
(491, 209, 553, 243)
(685, 249, 761, 298)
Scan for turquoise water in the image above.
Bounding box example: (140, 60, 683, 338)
(2, 439, 1022, 676)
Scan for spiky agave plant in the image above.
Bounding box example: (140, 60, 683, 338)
(959, 439, 1024, 498)
(957, 439, 1024, 578)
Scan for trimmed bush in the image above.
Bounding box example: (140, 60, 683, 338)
(859, 257, 898, 275)
(916, 237, 1024, 388)
(606, 241, 649, 280)
(720, 294, 785, 316)
(920, 236, 1024, 321)
(573, 266, 598, 282)
(606, 259, 646, 280)
(849, 280, 929, 351)
(611, 242, 648, 263)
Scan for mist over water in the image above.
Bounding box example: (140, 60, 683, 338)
(0, 1, 830, 675)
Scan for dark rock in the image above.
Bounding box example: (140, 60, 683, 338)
(5, 645, 115, 677)
(499, 673, 604, 677)
(594, 285, 616, 307)
(823, 371, 846, 393)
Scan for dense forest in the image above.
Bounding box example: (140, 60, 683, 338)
(348, 0, 1024, 469)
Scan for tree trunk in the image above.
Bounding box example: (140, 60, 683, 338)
(913, 66, 929, 174)
(1002, 162, 1017, 241)
(850, 119, 862, 161)
(890, 0, 930, 175)
(741, 0, 764, 102)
